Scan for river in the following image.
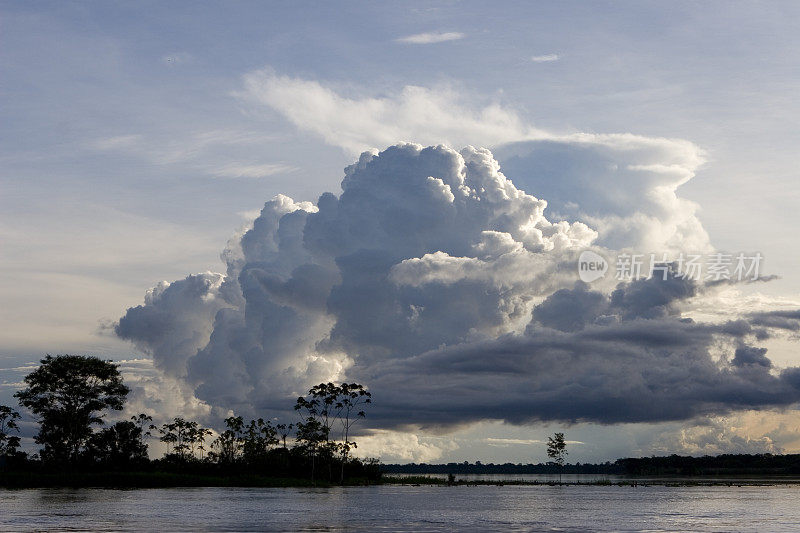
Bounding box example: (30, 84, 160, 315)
(2, 483, 800, 531)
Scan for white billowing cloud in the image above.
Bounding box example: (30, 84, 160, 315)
(238, 71, 543, 154)
(115, 273, 230, 378)
(238, 71, 709, 253)
(354, 430, 458, 463)
(493, 139, 710, 253)
(396, 31, 465, 44)
(643, 410, 800, 455)
(117, 358, 214, 424)
(117, 144, 597, 418)
(530, 54, 559, 62)
(116, 142, 800, 436)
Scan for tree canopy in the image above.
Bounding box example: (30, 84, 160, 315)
(14, 354, 129, 462)
(0, 405, 21, 457)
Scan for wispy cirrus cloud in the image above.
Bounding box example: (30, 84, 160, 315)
(211, 162, 297, 179)
(486, 437, 543, 446)
(396, 31, 465, 44)
(486, 437, 584, 447)
(88, 130, 291, 179)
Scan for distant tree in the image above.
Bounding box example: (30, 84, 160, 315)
(192, 425, 213, 461)
(547, 432, 568, 482)
(242, 418, 278, 464)
(211, 416, 244, 464)
(187, 423, 212, 460)
(294, 416, 327, 483)
(0, 405, 21, 458)
(276, 423, 293, 450)
(14, 355, 129, 463)
(131, 413, 154, 451)
(88, 420, 148, 465)
(158, 417, 209, 461)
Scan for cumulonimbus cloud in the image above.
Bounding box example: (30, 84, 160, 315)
(238, 71, 709, 254)
(116, 142, 800, 429)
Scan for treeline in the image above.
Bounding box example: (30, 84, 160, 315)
(381, 462, 622, 475)
(383, 454, 800, 477)
(617, 454, 800, 476)
(0, 355, 380, 485)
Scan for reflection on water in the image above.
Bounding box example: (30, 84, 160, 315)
(1, 484, 800, 532)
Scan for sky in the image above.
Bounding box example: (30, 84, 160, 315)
(2, 1, 800, 463)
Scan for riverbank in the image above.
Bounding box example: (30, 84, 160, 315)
(381, 474, 800, 487)
(4, 471, 800, 489)
(0, 471, 380, 489)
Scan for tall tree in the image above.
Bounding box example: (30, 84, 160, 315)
(295, 382, 372, 483)
(211, 416, 244, 464)
(0, 405, 21, 458)
(294, 416, 327, 483)
(546, 432, 568, 482)
(14, 355, 129, 463)
(158, 417, 209, 461)
(295, 385, 334, 483)
(335, 383, 371, 482)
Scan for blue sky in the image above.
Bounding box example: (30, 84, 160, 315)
(2, 1, 800, 462)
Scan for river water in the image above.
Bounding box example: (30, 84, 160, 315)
(2, 483, 800, 531)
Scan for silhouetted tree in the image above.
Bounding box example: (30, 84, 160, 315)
(211, 416, 244, 464)
(131, 413, 154, 451)
(14, 355, 129, 463)
(158, 417, 209, 461)
(547, 432, 568, 482)
(335, 383, 371, 482)
(295, 382, 372, 483)
(242, 418, 278, 464)
(88, 420, 148, 465)
(294, 416, 327, 483)
(193, 425, 213, 460)
(0, 405, 21, 458)
(276, 423, 293, 449)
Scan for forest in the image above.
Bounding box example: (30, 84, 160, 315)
(0, 355, 380, 487)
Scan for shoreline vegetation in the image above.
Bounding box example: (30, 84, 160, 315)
(4, 355, 800, 489)
(381, 453, 800, 477)
(3, 470, 800, 489)
(382, 475, 800, 487)
(1, 355, 381, 489)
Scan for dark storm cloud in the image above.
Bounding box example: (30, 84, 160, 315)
(748, 309, 800, 332)
(355, 276, 800, 427)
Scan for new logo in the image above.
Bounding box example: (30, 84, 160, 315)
(578, 250, 608, 283)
